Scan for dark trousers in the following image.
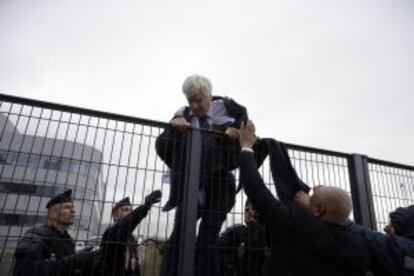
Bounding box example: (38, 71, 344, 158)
(160, 171, 236, 276)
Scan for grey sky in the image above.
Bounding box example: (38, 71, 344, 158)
(1, 0, 413, 165)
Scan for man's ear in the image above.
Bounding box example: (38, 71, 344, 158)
(311, 203, 326, 218)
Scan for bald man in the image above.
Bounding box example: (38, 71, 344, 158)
(238, 121, 371, 276)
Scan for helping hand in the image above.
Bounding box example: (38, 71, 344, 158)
(239, 120, 256, 148)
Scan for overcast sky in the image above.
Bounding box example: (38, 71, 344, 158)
(1, 0, 413, 165)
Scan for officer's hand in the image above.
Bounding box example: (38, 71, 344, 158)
(144, 190, 162, 207)
(170, 117, 190, 132)
(239, 120, 256, 148)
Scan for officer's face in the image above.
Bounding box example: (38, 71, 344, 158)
(188, 93, 211, 118)
(244, 203, 257, 224)
(113, 205, 133, 223)
(51, 202, 75, 225)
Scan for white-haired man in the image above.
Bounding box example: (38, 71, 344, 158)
(156, 74, 248, 276)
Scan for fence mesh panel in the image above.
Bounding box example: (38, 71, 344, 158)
(0, 100, 171, 275)
(368, 161, 414, 232)
(0, 94, 413, 275)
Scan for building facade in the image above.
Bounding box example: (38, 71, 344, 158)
(0, 114, 104, 275)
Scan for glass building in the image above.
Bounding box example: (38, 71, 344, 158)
(0, 113, 104, 274)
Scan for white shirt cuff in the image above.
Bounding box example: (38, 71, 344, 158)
(241, 147, 254, 153)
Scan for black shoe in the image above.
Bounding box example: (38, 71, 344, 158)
(162, 201, 176, 212)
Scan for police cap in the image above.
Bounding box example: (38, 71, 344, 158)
(46, 189, 73, 209)
(112, 197, 132, 213)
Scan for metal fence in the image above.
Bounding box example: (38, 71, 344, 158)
(0, 93, 413, 276)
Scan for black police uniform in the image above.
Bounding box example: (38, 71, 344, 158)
(218, 222, 268, 276)
(98, 192, 161, 276)
(349, 205, 414, 276)
(13, 189, 96, 276)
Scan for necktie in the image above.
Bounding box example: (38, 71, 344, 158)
(198, 115, 209, 129)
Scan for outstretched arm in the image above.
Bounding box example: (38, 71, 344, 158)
(111, 190, 162, 239)
(239, 121, 292, 238)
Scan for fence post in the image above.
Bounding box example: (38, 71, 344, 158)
(348, 154, 377, 230)
(177, 129, 201, 276)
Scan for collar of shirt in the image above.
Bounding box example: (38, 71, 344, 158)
(187, 106, 214, 119)
(188, 105, 213, 129)
(192, 100, 234, 128)
(175, 99, 235, 128)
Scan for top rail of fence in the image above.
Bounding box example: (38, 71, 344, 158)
(0, 93, 169, 129)
(367, 157, 414, 171)
(1, 93, 413, 170)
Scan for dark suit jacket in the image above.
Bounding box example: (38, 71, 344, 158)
(156, 126, 240, 211)
(156, 96, 247, 211)
(239, 151, 371, 276)
(247, 138, 310, 201)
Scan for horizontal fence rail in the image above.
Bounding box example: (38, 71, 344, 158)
(0, 95, 171, 276)
(0, 93, 413, 276)
(367, 158, 414, 232)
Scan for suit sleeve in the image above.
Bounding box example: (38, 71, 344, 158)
(240, 151, 292, 239)
(108, 205, 150, 240)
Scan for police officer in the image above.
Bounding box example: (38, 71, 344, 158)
(349, 205, 414, 276)
(218, 199, 268, 276)
(98, 190, 162, 276)
(385, 205, 414, 240)
(13, 189, 96, 276)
